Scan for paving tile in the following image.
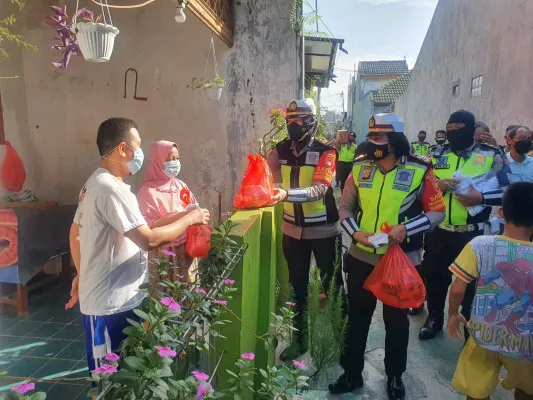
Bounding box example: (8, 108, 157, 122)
(46, 382, 88, 399)
(32, 359, 79, 379)
(2, 321, 42, 336)
(8, 357, 49, 378)
(27, 339, 68, 358)
(0, 316, 19, 330)
(1, 337, 47, 357)
(48, 310, 81, 325)
(56, 341, 86, 362)
(26, 322, 67, 339)
(0, 335, 21, 350)
(52, 325, 84, 341)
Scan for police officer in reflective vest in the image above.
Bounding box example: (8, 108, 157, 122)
(337, 132, 358, 192)
(329, 114, 446, 399)
(430, 129, 448, 157)
(419, 110, 511, 341)
(411, 130, 431, 158)
(267, 98, 343, 361)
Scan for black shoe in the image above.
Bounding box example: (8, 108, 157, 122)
(328, 373, 363, 394)
(418, 313, 443, 340)
(387, 376, 405, 400)
(408, 303, 424, 316)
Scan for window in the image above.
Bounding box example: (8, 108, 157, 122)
(452, 84, 460, 96)
(471, 75, 483, 97)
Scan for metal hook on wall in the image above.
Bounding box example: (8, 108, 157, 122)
(124, 68, 148, 101)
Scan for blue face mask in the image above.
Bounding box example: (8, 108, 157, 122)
(126, 146, 144, 175)
(163, 160, 181, 178)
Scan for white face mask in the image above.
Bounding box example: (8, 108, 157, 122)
(163, 160, 181, 178)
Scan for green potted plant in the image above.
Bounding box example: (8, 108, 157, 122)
(187, 73, 226, 101)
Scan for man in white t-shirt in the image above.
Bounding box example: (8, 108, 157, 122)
(65, 117, 210, 377)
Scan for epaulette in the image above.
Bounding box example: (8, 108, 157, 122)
(475, 142, 501, 153)
(353, 154, 371, 163)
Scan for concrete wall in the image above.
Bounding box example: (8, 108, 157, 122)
(224, 0, 298, 195)
(0, 0, 297, 214)
(395, 0, 533, 143)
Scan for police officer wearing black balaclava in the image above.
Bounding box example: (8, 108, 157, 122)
(419, 110, 511, 341)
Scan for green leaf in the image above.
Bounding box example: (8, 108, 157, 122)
(87, 387, 99, 397)
(148, 384, 168, 399)
(123, 356, 147, 371)
(109, 370, 139, 386)
(133, 309, 151, 322)
(27, 394, 46, 400)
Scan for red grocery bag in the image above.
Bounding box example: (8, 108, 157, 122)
(185, 225, 213, 259)
(233, 154, 275, 209)
(1, 141, 26, 192)
(363, 224, 426, 309)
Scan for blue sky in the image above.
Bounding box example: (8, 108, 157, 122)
(309, 0, 438, 111)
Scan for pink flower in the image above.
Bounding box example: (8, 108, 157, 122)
(223, 279, 235, 286)
(292, 360, 306, 369)
(103, 352, 120, 362)
(154, 345, 177, 358)
(161, 249, 176, 257)
(286, 302, 296, 307)
(11, 382, 35, 395)
(241, 352, 255, 360)
(195, 288, 207, 295)
(195, 383, 212, 400)
(93, 364, 118, 375)
(191, 370, 209, 382)
(161, 297, 181, 312)
(213, 300, 227, 305)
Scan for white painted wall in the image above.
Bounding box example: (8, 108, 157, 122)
(396, 0, 533, 142)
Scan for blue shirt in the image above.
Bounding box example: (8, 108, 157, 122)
(506, 153, 533, 183)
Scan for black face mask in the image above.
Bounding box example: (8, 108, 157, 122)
(447, 131, 474, 152)
(418, 136, 426, 142)
(367, 142, 390, 160)
(514, 140, 532, 155)
(436, 138, 446, 145)
(287, 124, 309, 142)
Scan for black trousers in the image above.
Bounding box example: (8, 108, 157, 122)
(422, 227, 480, 339)
(337, 161, 353, 192)
(340, 255, 409, 378)
(282, 234, 344, 336)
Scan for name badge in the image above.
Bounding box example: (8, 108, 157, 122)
(305, 151, 320, 165)
(279, 159, 287, 165)
(434, 156, 450, 169)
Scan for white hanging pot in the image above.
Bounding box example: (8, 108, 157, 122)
(76, 22, 119, 62)
(206, 87, 223, 101)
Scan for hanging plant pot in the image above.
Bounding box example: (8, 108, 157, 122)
(206, 87, 223, 101)
(76, 22, 119, 62)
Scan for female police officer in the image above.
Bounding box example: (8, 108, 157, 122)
(329, 114, 446, 399)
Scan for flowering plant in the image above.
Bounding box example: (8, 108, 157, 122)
(45, 5, 102, 68)
(1, 382, 46, 399)
(187, 74, 226, 92)
(259, 107, 288, 157)
(87, 219, 307, 399)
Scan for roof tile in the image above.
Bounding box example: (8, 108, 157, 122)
(358, 60, 409, 77)
(372, 71, 411, 105)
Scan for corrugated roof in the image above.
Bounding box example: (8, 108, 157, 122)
(372, 71, 411, 105)
(358, 60, 408, 77)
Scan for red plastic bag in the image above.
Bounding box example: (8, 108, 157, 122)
(185, 225, 213, 259)
(1, 141, 26, 192)
(363, 224, 426, 309)
(233, 154, 275, 209)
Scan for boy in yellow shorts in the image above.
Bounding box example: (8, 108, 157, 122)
(447, 182, 533, 400)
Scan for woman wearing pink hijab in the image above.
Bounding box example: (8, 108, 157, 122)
(137, 140, 199, 284)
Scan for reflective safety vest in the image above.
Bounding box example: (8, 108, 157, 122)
(432, 144, 496, 226)
(352, 156, 428, 255)
(276, 140, 339, 227)
(338, 143, 357, 163)
(412, 142, 430, 157)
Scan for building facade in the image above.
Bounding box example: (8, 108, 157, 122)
(0, 0, 298, 216)
(395, 0, 533, 143)
(347, 60, 408, 140)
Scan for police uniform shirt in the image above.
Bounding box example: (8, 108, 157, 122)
(339, 158, 446, 266)
(267, 139, 341, 240)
